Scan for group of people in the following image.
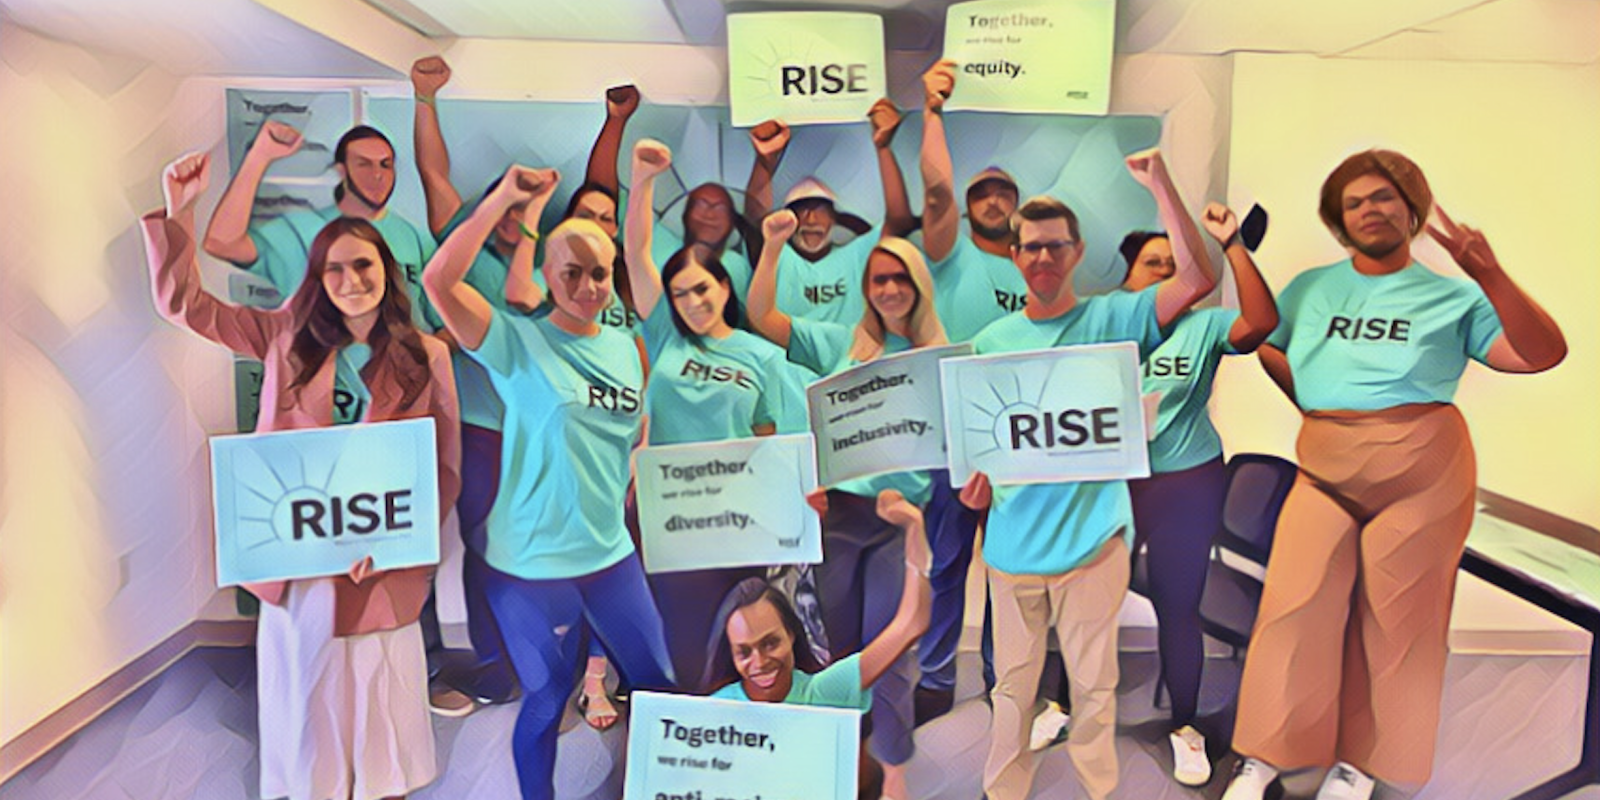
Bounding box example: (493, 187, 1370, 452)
(138, 54, 1566, 800)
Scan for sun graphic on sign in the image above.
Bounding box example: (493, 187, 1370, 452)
(961, 369, 1049, 460)
(229, 446, 342, 550)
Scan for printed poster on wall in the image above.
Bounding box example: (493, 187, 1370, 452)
(624, 691, 859, 800)
(634, 434, 822, 573)
(807, 343, 971, 486)
(942, 0, 1116, 115)
(727, 12, 886, 126)
(210, 418, 441, 586)
(940, 342, 1148, 486)
(225, 88, 353, 178)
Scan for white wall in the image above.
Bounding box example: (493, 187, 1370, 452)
(1216, 53, 1600, 527)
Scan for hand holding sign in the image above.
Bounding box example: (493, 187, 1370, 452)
(632, 139, 673, 182)
(347, 555, 375, 585)
(867, 98, 904, 148)
(958, 471, 992, 511)
(922, 58, 957, 111)
(411, 56, 451, 100)
(607, 84, 641, 120)
(750, 120, 791, 164)
(163, 152, 210, 218)
(252, 120, 304, 162)
(1201, 202, 1240, 246)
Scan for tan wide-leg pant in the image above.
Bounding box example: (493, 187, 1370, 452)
(986, 536, 1129, 800)
(1234, 403, 1476, 786)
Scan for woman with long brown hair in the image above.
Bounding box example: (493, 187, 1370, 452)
(143, 152, 461, 800)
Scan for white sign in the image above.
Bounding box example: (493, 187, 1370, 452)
(941, 342, 1149, 485)
(727, 12, 887, 126)
(942, 0, 1116, 116)
(807, 344, 971, 486)
(624, 691, 859, 800)
(209, 418, 441, 585)
(634, 435, 822, 573)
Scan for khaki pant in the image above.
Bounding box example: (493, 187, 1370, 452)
(1234, 404, 1476, 786)
(986, 536, 1129, 800)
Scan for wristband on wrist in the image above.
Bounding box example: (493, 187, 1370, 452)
(905, 560, 930, 579)
(1224, 233, 1242, 249)
(518, 221, 540, 242)
(417, 94, 436, 107)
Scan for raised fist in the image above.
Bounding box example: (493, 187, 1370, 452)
(867, 98, 904, 149)
(632, 139, 673, 181)
(411, 56, 451, 99)
(750, 120, 791, 163)
(763, 209, 799, 243)
(162, 152, 210, 217)
(606, 85, 640, 120)
(1123, 147, 1167, 190)
(1201, 202, 1239, 245)
(922, 59, 957, 111)
(251, 120, 304, 162)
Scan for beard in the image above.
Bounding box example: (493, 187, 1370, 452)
(343, 175, 392, 212)
(971, 217, 1011, 242)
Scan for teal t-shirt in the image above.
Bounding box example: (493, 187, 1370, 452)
(972, 287, 1163, 576)
(640, 307, 799, 445)
(788, 317, 931, 506)
(467, 309, 644, 579)
(651, 225, 754, 313)
(332, 343, 372, 426)
(710, 652, 869, 711)
(244, 206, 439, 330)
(1266, 260, 1504, 412)
(437, 205, 520, 432)
(1144, 307, 1239, 473)
(930, 235, 1030, 344)
(775, 233, 877, 326)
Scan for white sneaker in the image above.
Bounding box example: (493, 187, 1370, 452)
(1169, 725, 1212, 786)
(1028, 700, 1071, 751)
(1315, 762, 1375, 800)
(1221, 757, 1280, 800)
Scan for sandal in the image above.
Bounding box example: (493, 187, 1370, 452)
(579, 672, 618, 731)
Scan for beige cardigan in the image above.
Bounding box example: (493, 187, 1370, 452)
(142, 211, 461, 635)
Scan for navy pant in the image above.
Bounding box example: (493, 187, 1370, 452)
(1128, 457, 1226, 727)
(484, 554, 675, 800)
(918, 469, 989, 692)
(818, 490, 915, 766)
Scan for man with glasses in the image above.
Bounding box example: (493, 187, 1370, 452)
(958, 150, 1216, 800)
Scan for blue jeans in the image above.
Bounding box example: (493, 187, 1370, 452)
(818, 490, 915, 766)
(918, 469, 991, 692)
(483, 553, 675, 800)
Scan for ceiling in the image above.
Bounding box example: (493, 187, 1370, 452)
(1, 0, 1595, 79)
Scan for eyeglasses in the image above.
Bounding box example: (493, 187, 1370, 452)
(1016, 240, 1077, 258)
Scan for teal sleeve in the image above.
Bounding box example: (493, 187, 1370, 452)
(772, 358, 815, 435)
(468, 307, 531, 377)
(807, 653, 868, 710)
(1215, 309, 1243, 356)
(1462, 283, 1505, 363)
(415, 228, 444, 331)
(1265, 274, 1304, 351)
(787, 317, 852, 376)
(245, 215, 311, 299)
(641, 302, 675, 363)
(1126, 286, 1164, 354)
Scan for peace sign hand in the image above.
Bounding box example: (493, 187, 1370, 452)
(1427, 205, 1502, 282)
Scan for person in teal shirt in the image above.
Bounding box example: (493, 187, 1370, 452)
(962, 149, 1217, 800)
(1222, 151, 1566, 800)
(1091, 203, 1277, 788)
(705, 490, 932, 800)
(424, 166, 675, 800)
(739, 101, 917, 327)
(748, 206, 949, 800)
(616, 138, 805, 693)
(202, 121, 438, 329)
(411, 55, 648, 724)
